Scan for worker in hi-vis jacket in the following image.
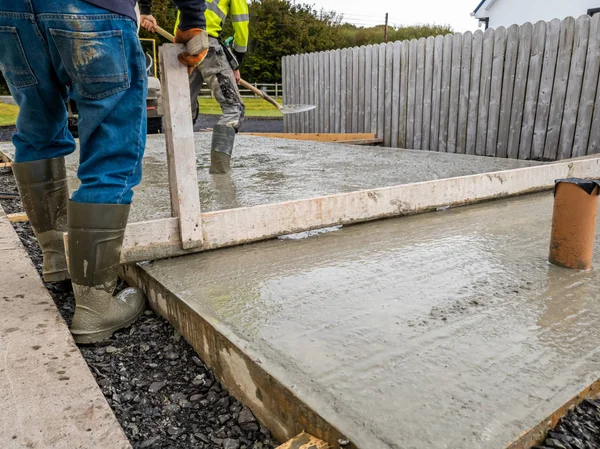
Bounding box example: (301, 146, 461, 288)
(140, 0, 249, 173)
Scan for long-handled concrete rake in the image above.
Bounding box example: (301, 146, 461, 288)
(154, 26, 316, 115)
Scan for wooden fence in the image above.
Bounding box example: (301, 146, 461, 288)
(282, 15, 600, 160)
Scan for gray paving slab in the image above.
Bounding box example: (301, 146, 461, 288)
(0, 210, 130, 449)
(1, 135, 541, 223)
(137, 192, 600, 449)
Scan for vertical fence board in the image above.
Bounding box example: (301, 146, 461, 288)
(477, 28, 495, 155)
(397, 42, 409, 148)
(370, 46, 379, 135)
(391, 41, 403, 148)
(448, 33, 463, 153)
(430, 35, 444, 151)
(297, 54, 305, 133)
(384, 42, 394, 146)
(497, 24, 519, 158)
(577, 14, 600, 156)
(486, 26, 507, 157)
(282, 56, 288, 132)
(324, 51, 332, 133)
(466, 30, 484, 155)
(544, 17, 576, 160)
(457, 32, 472, 154)
(346, 49, 353, 133)
(406, 40, 418, 148)
(339, 50, 347, 134)
(414, 38, 427, 149)
(439, 34, 454, 152)
(377, 44, 386, 139)
(364, 45, 373, 133)
(508, 22, 533, 159)
(334, 51, 342, 133)
(352, 48, 359, 133)
(358, 46, 366, 133)
(422, 36, 435, 151)
(519, 21, 547, 159)
(559, 15, 590, 159)
(532, 19, 561, 158)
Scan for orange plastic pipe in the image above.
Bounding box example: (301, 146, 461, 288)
(549, 181, 600, 270)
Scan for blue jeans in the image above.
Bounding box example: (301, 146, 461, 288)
(0, 0, 147, 204)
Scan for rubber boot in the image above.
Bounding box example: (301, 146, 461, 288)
(210, 124, 236, 174)
(12, 157, 69, 282)
(68, 201, 146, 344)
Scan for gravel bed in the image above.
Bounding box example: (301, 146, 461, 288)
(535, 398, 600, 449)
(0, 169, 277, 449)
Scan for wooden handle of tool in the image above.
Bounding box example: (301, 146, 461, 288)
(238, 79, 283, 111)
(155, 26, 175, 43)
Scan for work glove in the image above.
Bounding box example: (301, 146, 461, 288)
(175, 28, 208, 73)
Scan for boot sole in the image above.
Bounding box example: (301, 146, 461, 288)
(43, 269, 70, 283)
(72, 304, 145, 345)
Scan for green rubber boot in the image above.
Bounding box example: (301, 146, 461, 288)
(12, 157, 69, 282)
(209, 124, 236, 174)
(68, 201, 146, 344)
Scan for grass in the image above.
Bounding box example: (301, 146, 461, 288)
(199, 97, 283, 118)
(0, 103, 18, 126)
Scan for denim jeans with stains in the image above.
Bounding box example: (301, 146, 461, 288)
(0, 0, 147, 204)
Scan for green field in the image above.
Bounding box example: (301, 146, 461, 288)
(0, 103, 18, 126)
(199, 97, 283, 117)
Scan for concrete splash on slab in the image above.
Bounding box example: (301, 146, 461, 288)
(1, 135, 541, 223)
(128, 192, 600, 449)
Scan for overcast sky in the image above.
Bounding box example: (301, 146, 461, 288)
(307, 0, 481, 33)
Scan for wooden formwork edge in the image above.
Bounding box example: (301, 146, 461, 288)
(121, 264, 355, 449)
(506, 378, 600, 449)
(120, 157, 600, 264)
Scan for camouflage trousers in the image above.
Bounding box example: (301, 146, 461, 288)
(190, 37, 245, 130)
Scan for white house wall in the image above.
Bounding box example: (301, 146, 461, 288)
(483, 0, 600, 28)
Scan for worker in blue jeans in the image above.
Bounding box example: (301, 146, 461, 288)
(0, 0, 207, 343)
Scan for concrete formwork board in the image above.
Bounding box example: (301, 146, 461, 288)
(124, 193, 600, 449)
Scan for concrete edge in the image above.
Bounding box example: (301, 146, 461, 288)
(121, 263, 358, 449)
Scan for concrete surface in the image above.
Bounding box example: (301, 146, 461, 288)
(136, 192, 600, 449)
(0, 210, 130, 449)
(1, 135, 541, 223)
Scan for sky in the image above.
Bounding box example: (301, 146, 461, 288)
(307, 0, 481, 33)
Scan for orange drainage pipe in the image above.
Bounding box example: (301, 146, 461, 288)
(549, 179, 600, 270)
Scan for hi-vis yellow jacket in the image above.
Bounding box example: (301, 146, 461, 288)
(174, 0, 249, 56)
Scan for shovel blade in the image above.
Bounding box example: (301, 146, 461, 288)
(280, 104, 316, 115)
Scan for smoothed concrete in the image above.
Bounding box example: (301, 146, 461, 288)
(0, 210, 130, 449)
(1, 136, 541, 222)
(135, 193, 600, 449)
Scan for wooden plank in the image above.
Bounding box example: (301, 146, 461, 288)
(305, 54, 312, 133)
(346, 48, 353, 134)
(574, 14, 600, 157)
(339, 49, 347, 134)
(276, 433, 329, 449)
(508, 22, 533, 159)
(466, 30, 484, 155)
(330, 51, 338, 133)
(370, 45, 379, 135)
(383, 42, 394, 146)
(120, 157, 600, 264)
(0, 162, 11, 168)
(447, 33, 463, 153)
(532, 19, 561, 159)
(364, 45, 373, 133)
(352, 47, 359, 133)
(323, 51, 331, 134)
(405, 39, 417, 149)
(544, 16, 576, 160)
(7, 212, 27, 223)
(309, 52, 317, 133)
(242, 133, 375, 142)
(422, 36, 435, 151)
(559, 15, 590, 160)
(414, 38, 427, 150)
(519, 21, 547, 160)
(476, 28, 495, 156)
(318, 52, 325, 133)
(457, 31, 472, 154)
(159, 44, 203, 249)
(497, 24, 519, 158)
(377, 44, 386, 140)
(486, 26, 507, 157)
(282, 56, 289, 132)
(397, 41, 409, 148)
(296, 55, 304, 133)
(357, 46, 366, 133)
(430, 35, 444, 151)
(439, 34, 453, 152)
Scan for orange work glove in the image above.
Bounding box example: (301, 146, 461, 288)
(175, 28, 209, 73)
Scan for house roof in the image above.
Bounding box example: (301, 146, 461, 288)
(472, 0, 497, 17)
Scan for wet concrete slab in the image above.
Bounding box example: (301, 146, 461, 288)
(1, 136, 541, 223)
(135, 192, 600, 449)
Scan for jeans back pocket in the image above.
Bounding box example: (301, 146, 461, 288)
(0, 26, 37, 88)
(50, 28, 129, 100)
